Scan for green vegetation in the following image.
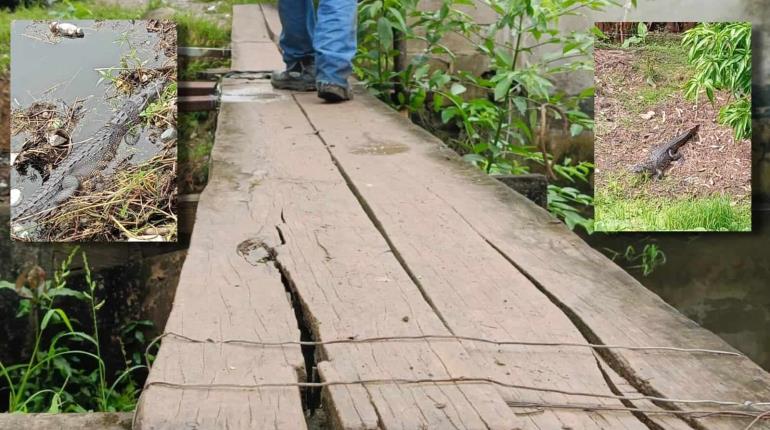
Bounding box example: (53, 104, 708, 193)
(0, 249, 156, 413)
(621, 22, 648, 48)
(624, 35, 692, 114)
(174, 11, 230, 47)
(604, 243, 666, 277)
(596, 190, 751, 232)
(141, 81, 177, 127)
(179, 111, 216, 193)
(683, 22, 751, 140)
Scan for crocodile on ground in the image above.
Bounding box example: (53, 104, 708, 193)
(631, 124, 700, 180)
(12, 79, 169, 224)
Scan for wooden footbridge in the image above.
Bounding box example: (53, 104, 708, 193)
(135, 5, 770, 429)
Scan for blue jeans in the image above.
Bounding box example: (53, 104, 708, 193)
(277, 0, 357, 86)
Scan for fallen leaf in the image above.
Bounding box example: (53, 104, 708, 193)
(640, 111, 656, 120)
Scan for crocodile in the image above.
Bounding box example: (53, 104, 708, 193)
(12, 79, 168, 222)
(631, 124, 699, 179)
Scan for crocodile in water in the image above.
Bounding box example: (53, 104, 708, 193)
(631, 124, 699, 179)
(12, 79, 169, 222)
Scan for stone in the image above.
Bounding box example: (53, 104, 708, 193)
(160, 127, 177, 142)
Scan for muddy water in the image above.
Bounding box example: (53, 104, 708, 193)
(10, 20, 171, 201)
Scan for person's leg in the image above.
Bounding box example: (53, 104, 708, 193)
(272, 0, 317, 91)
(313, 0, 357, 101)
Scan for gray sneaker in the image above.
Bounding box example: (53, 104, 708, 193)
(317, 82, 353, 102)
(271, 59, 316, 91)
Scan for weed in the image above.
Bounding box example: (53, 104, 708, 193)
(621, 22, 648, 48)
(178, 111, 216, 193)
(141, 81, 178, 128)
(683, 22, 751, 140)
(175, 12, 230, 47)
(0, 248, 156, 412)
(604, 243, 666, 276)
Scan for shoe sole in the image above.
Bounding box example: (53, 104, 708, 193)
(271, 80, 316, 91)
(318, 89, 352, 103)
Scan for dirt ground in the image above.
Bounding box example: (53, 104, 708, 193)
(594, 41, 751, 202)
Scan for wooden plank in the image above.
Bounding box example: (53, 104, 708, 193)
(597, 359, 694, 430)
(293, 94, 650, 429)
(178, 95, 217, 112)
(232, 4, 272, 43)
(134, 80, 307, 430)
(259, 4, 283, 44)
(231, 5, 283, 71)
(178, 81, 217, 97)
(232, 41, 284, 72)
(295, 88, 770, 429)
(221, 81, 521, 429)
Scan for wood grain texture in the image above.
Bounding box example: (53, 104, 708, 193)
(597, 358, 695, 430)
(134, 81, 307, 430)
(295, 93, 648, 429)
(294, 89, 770, 429)
(247, 85, 520, 429)
(231, 5, 283, 71)
(258, 3, 282, 44)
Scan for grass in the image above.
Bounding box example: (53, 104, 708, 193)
(178, 111, 216, 193)
(610, 35, 694, 115)
(595, 191, 751, 232)
(174, 11, 230, 47)
(1, 248, 157, 413)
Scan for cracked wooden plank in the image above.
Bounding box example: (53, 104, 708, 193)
(294, 92, 651, 430)
(134, 81, 306, 430)
(597, 358, 694, 430)
(212, 81, 519, 429)
(294, 87, 770, 430)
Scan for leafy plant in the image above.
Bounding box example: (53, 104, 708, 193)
(621, 22, 648, 48)
(0, 248, 155, 413)
(682, 22, 752, 140)
(605, 243, 666, 276)
(141, 81, 177, 127)
(355, 0, 628, 233)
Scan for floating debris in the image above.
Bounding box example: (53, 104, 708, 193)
(160, 127, 177, 142)
(11, 99, 86, 180)
(10, 189, 21, 207)
(49, 22, 85, 39)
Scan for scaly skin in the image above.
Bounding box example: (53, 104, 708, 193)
(632, 124, 699, 179)
(13, 79, 168, 221)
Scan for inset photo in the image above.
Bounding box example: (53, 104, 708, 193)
(10, 20, 177, 242)
(593, 22, 751, 232)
